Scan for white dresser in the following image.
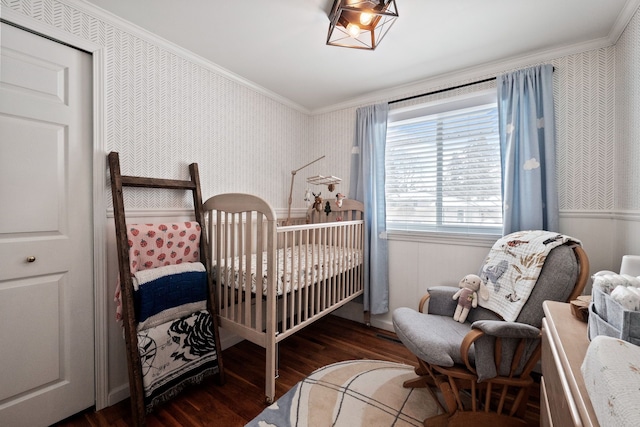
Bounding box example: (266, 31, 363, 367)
(541, 301, 599, 427)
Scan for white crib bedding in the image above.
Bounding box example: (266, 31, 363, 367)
(213, 245, 362, 296)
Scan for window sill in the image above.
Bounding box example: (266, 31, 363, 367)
(386, 230, 500, 247)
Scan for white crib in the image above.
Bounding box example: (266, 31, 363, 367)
(203, 193, 365, 403)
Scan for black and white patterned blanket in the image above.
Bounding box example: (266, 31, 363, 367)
(137, 309, 219, 412)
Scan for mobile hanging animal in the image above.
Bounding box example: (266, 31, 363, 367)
(313, 192, 323, 212)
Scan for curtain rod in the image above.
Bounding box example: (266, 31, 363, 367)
(389, 67, 555, 105)
(388, 77, 496, 105)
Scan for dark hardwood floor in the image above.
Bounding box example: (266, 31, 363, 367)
(54, 315, 540, 426)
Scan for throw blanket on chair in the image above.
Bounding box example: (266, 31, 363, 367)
(479, 230, 581, 322)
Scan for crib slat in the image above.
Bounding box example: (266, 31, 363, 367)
(281, 231, 289, 334)
(349, 222, 355, 295)
(322, 227, 328, 311)
(338, 225, 342, 303)
(214, 211, 223, 318)
(297, 229, 303, 329)
(255, 212, 263, 333)
(244, 211, 252, 328)
(303, 228, 310, 322)
(230, 213, 238, 322)
(310, 227, 317, 317)
(332, 225, 337, 306)
(293, 230, 298, 328)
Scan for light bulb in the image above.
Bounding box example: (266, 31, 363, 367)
(346, 23, 361, 37)
(360, 12, 374, 26)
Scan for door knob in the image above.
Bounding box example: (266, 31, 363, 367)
(26, 256, 36, 263)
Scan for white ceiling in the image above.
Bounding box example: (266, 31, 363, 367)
(84, 0, 639, 112)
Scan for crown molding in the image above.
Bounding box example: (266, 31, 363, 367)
(312, 2, 640, 115)
(311, 35, 620, 115)
(16, 0, 638, 119)
(63, 0, 310, 114)
(313, 1, 640, 115)
(608, 0, 640, 44)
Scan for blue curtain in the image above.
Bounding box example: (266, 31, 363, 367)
(349, 103, 389, 315)
(497, 64, 558, 235)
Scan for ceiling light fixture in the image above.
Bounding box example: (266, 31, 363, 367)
(327, 0, 399, 50)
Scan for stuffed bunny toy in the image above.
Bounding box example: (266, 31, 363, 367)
(452, 274, 489, 323)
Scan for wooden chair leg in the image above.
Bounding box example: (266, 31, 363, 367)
(403, 358, 436, 388)
(511, 385, 530, 417)
(403, 376, 431, 389)
(436, 378, 458, 414)
(416, 358, 430, 376)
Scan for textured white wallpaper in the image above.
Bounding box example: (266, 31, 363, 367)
(616, 5, 640, 211)
(553, 47, 616, 211)
(103, 21, 313, 211)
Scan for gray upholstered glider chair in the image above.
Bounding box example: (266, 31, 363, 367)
(392, 235, 589, 427)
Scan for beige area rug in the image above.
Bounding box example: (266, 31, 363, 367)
(245, 359, 441, 427)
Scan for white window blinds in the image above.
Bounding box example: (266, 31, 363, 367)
(385, 102, 502, 234)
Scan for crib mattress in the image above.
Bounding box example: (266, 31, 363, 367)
(213, 245, 362, 296)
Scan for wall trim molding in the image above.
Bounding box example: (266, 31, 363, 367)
(561, 209, 640, 221)
(105, 208, 196, 219)
(311, 37, 619, 115)
(386, 231, 498, 247)
(385, 210, 640, 245)
(107, 384, 130, 408)
(36, 0, 640, 119)
(609, 0, 640, 44)
(91, 45, 109, 414)
(611, 210, 640, 221)
(105, 207, 309, 219)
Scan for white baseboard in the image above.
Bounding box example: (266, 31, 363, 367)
(370, 317, 394, 332)
(331, 301, 395, 332)
(107, 383, 130, 407)
(220, 330, 244, 350)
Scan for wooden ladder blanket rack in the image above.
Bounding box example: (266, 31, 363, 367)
(108, 151, 224, 427)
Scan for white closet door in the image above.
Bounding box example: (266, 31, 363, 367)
(0, 22, 94, 426)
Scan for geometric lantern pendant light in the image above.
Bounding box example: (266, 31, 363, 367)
(327, 0, 399, 50)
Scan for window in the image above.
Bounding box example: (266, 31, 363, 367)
(385, 91, 502, 235)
